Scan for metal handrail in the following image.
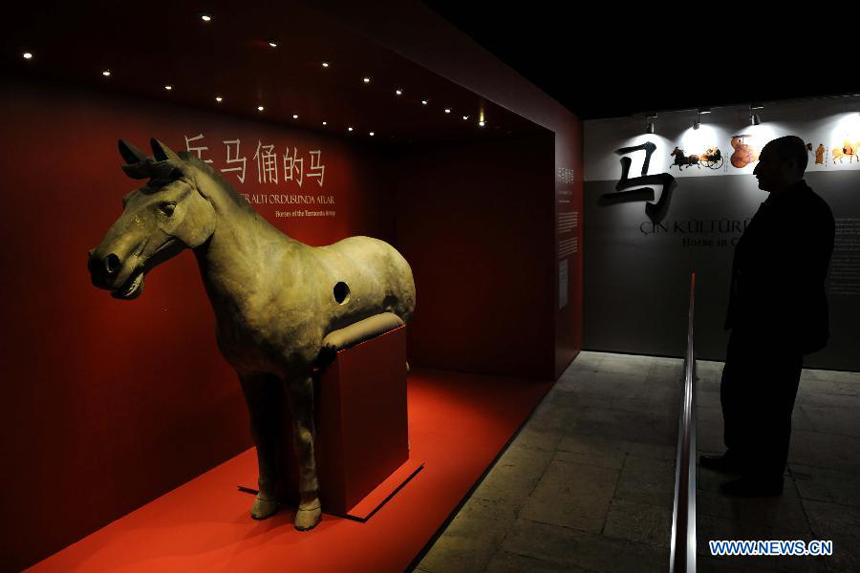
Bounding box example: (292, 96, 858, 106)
(670, 273, 697, 573)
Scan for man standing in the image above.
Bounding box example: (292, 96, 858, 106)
(700, 135, 835, 496)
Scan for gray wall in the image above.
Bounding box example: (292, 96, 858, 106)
(584, 170, 860, 371)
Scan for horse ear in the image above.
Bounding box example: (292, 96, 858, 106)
(118, 139, 148, 165)
(121, 163, 152, 179)
(150, 138, 181, 163)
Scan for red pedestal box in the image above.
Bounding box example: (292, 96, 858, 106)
(284, 325, 409, 516)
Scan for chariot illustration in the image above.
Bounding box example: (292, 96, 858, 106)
(670, 146, 723, 170)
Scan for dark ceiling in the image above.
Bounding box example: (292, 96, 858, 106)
(422, 3, 860, 120)
(1, 1, 544, 144)
(6, 1, 857, 128)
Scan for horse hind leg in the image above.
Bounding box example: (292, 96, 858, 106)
(285, 375, 322, 531)
(240, 373, 289, 519)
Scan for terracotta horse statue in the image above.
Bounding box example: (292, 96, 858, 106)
(88, 138, 416, 531)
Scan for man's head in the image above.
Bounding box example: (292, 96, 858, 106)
(753, 135, 807, 193)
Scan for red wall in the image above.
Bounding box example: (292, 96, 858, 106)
(316, 0, 584, 378)
(1, 16, 574, 563)
(0, 75, 393, 572)
(392, 137, 557, 378)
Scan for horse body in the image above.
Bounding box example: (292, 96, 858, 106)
(196, 208, 414, 378)
(89, 139, 415, 531)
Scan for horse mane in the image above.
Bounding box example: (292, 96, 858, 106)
(180, 152, 256, 213)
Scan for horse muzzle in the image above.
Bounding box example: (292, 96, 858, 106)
(87, 248, 145, 299)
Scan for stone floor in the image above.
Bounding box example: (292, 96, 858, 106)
(413, 351, 860, 573)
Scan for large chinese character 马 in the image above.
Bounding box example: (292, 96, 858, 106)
(601, 141, 676, 221)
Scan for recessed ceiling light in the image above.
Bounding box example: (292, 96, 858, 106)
(268, 40, 278, 48)
(215, 96, 223, 103)
(293, 114, 299, 119)
(395, 89, 403, 96)
(369, 132, 375, 137)
(258, 106, 264, 112)
(164, 85, 173, 91)
(322, 121, 327, 126)
(23, 52, 33, 60)
(421, 100, 428, 105)
(462, 115, 469, 120)
(363, 77, 371, 84)
(322, 61, 330, 68)
(200, 13, 213, 22)
(444, 108, 451, 114)
(348, 127, 354, 132)
(478, 121, 486, 127)
(102, 70, 111, 77)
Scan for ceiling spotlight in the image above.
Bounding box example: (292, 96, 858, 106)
(645, 113, 657, 134)
(395, 89, 403, 96)
(215, 96, 223, 103)
(363, 77, 371, 84)
(257, 105, 264, 112)
(268, 40, 278, 48)
(293, 114, 299, 119)
(200, 13, 213, 22)
(23, 52, 33, 60)
(750, 103, 763, 125)
(421, 99, 428, 105)
(102, 70, 111, 77)
(164, 85, 173, 91)
(321, 61, 329, 68)
(462, 115, 469, 120)
(369, 131, 375, 137)
(348, 127, 354, 132)
(444, 108, 451, 114)
(478, 121, 486, 127)
(322, 121, 327, 126)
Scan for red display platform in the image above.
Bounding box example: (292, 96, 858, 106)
(28, 370, 553, 573)
(314, 325, 409, 516)
(260, 325, 411, 516)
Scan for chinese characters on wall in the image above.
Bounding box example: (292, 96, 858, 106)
(184, 134, 335, 219)
(184, 134, 326, 187)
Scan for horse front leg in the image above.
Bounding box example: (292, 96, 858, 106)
(285, 374, 322, 531)
(240, 372, 288, 520)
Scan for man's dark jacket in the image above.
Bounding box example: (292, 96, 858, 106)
(724, 179, 835, 354)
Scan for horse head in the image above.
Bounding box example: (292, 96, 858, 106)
(88, 138, 216, 299)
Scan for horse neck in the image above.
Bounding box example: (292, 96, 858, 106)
(190, 168, 298, 309)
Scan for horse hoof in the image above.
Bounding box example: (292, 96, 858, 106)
(250, 494, 282, 520)
(294, 498, 322, 531)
